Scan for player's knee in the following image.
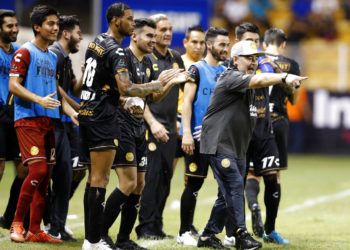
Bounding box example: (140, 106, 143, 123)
(16, 164, 28, 179)
(134, 179, 145, 195)
(90, 172, 109, 187)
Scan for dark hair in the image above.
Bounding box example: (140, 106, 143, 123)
(205, 27, 228, 42)
(58, 15, 80, 39)
(0, 9, 16, 27)
(185, 25, 204, 39)
(235, 22, 260, 40)
(30, 5, 59, 36)
(264, 28, 287, 47)
(106, 2, 130, 24)
(134, 18, 156, 31)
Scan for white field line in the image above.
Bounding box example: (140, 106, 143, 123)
(1, 189, 349, 244)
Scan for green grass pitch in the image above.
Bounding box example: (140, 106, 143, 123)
(0, 154, 349, 249)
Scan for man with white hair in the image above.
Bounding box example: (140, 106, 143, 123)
(197, 40, 307, 249)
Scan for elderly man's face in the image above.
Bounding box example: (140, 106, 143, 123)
(234, 55, 258, 74)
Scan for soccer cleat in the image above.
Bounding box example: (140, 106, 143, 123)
(10, 222, 25, 243)
(25, 230, 63, 243)
(197, 234, 229, 249)
(177, 231, 197, 246)
(90, 239, 116, 250)
(59, 229, 77, 241)
(0, 215, 10, 229)
(115, 239, 148, 250)
(251, 204, 264, 238)
(82, 239, 91, 250)
(236, 230, 262, 250)
(101, 235, 116, 249)
(263, 230, 289, 245)
(223, 235, 236, 247)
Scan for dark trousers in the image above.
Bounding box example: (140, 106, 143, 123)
(204, 154, 247, 234)
(50, 124, 72, 231)
(137, 133, 177, 234)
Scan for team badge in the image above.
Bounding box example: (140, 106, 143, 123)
(148, 142, 157, 151)
(172, 63, 179, 69)
(146, 68, 151, 78)
(189, 163, 197, 172)
(126, 152, 134, 162)
(114, 139, 119, 147)
(30, 146, 39, 156)
(221, 158, 230, 168)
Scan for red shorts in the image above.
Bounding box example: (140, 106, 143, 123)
(15, 117, 55, 165)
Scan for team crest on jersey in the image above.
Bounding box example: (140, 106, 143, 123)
(30, 146, 39, 156)
(114, 139, 119, 147)
(172, 63, 179, 69)
(126, 152, 134, 162)
(146, 68, 151, 78)
(189, 163, 198, 172)
(148, 142, 157, 151)
(221, 158, 230, 168)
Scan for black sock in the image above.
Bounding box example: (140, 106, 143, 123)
(179, 177, 204, 235)
(88, 186, 106, 244)
(101, 187, 128, 237)
(117, 193, 140, 242)
(70, 169, 86, 199)
(246, 178, 260, 210)
(84, 183, 90, 240)
(3, 176, 24, 225)
(263, 174, 281, 234)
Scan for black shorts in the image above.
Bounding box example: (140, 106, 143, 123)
(272, 117, 289, 169)
(184, 141, 209, 178)
(175, 136, 185, 158)
(79, 114, 119, 165)
(113, 122, 147, 172)
(0, 112, 20, 161)
(247, 136, 280, 176)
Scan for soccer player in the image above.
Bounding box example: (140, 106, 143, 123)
(263, 27, 300, 172)
(0, 9, 27, 230)
(136, 13, 186, 240)
(47, 14, 82, 241)
(8, 5, 77, 243)
(100, 17, 188, 250)
(237, 23, 290, 244)
(198, 40, 306, 249)
(79, 4, 181, 250)
(178, 27, 229, 246)
(173, 25, 206, 237)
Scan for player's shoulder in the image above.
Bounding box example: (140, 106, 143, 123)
(88, 33, 123, 56)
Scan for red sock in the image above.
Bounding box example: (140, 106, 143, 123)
(13, 161, 49, 229)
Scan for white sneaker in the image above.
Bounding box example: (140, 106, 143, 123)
(177, 231, 197, 246)
(82, 239, 91, 250)
(90, 239, 115, 250)
(224, 235, 236, 246)
(65, 225, 74, 236)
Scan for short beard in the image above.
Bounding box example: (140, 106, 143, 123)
(209, 47, 224, 62)
(0, 33, 16, 43)
(68, 38, 79, 54)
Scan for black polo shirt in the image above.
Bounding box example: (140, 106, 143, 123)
(200, 67, 256, 159)
(146, 48, 184, 134)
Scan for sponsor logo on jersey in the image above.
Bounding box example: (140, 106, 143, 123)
(30, 146, 39, 156)
(146, 68, 151, 78)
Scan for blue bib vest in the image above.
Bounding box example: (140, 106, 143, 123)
(14, 42, 59, 121)
(0, 42, 20, 108)
(181, 60, 226, 140)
